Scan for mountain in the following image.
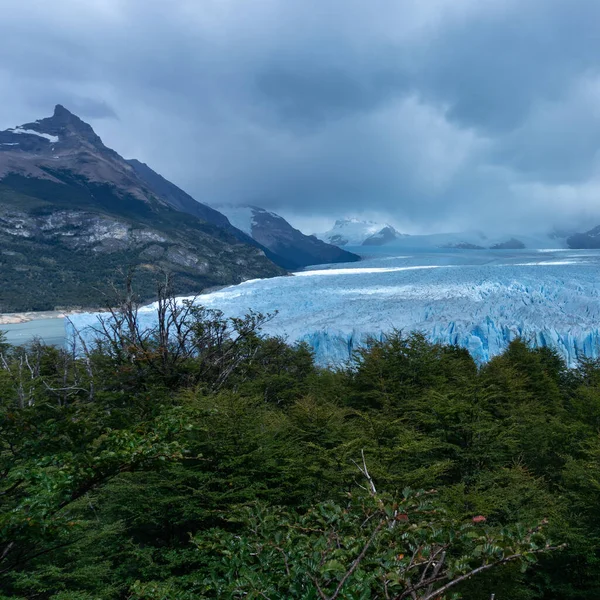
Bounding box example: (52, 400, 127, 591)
(567, 225, 600, 248)
(126, 159, 231, 228)
(0, 105, 284, 312)
(125, 159, 292, 269)
(489, 238, 526, 250)
(214, 205, 360, 270)
(318, 218, 567, 251)
(317, 218, 406, 247)
(412, 232, 564, 250)
(357, 230, 562, 251)
(362, 225, 405, 246)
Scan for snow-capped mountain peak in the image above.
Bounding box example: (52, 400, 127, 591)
(317, 218, 405, 247)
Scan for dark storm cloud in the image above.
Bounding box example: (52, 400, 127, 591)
(2, 0, 600, 233)
(416, 0, 600, 132)
(256, 66, 409, 126)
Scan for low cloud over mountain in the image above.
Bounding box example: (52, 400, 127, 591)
(3, 0, 600, 233)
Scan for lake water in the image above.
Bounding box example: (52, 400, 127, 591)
(1, 318, 66, 346)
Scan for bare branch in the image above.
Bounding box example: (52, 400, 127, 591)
(327, 520, 384, 600)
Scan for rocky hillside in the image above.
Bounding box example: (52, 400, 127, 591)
(126, 160, 292, 268)
(0, 106, 284, 312)
(362, 225, 404, 246)
(215, 205, 360, 270)
(126, 158, 232, 228)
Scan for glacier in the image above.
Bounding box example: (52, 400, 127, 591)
(67, 249, 600, 368)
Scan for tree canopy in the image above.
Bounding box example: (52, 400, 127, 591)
(1, 298, 599, 599)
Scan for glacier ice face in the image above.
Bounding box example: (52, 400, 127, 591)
(68, 249, 600, 368)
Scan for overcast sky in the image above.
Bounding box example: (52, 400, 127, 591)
(2, 0, 600, 234)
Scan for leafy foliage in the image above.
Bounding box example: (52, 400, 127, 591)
(0, 301, 599, 599)
(190, 492, 559, 600)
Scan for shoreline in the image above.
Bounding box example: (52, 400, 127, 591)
(0, 311, 66, 325)
(0, 308, 99, 326)
(0, 284, 234, 326)
(0, 277, 287, 327)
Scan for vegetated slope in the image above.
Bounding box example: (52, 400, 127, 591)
(0, 106, 283, 311)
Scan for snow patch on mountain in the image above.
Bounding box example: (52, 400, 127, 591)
(8, 128, 59, 143)
(215, 205, 290, 237)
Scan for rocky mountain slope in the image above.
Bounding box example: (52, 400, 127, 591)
(126, 158, 232, 228)
(0, 106, 284, 312)
(126, 160, 306, 269)
(362, 225, 405, 246)
(215, 205, 360, 269)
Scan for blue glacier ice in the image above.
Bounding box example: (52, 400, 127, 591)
(67, 249, 600, 368)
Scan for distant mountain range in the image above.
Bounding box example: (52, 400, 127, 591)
(215, 205, 359, 270)
(0, 105, 355, 312)
(316, 218, 407, 246)
(566, 225, 600, 249)
(316, 218, 600, 251)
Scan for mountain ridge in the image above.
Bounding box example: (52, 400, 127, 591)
(567, 225, 600, 249)
(0, 106, 284, 311)
(125, 161, 342, 269)
(215, 205, 360, 270)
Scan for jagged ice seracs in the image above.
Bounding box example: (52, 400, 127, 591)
(68, 249, 600, 367)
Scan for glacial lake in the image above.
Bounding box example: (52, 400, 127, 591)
(2, 318, 66, 347)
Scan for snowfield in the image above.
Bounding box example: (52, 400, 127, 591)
(8, 127, 59, 143)
(68, 249, 600, 367)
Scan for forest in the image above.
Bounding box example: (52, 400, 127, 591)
(1, 285, 600, 599)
